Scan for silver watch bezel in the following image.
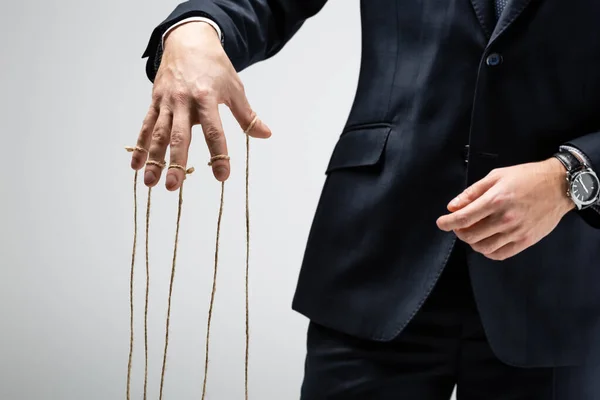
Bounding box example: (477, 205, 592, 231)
(568, 168, 600, 210)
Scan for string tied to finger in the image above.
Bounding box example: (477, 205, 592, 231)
(124, 146, 153, 400)
(146, 159, 167, 169)
(169, 164, 196, 179)
(126, 111, 257, 400)
(125, 146, 149, 154)
(208, 155, 231, 166)
(244, 115, 259, 135)
(201, 118, 253, 400)
(158, 163, 194, 400)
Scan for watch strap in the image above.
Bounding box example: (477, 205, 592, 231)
(553, 150, 582, 173)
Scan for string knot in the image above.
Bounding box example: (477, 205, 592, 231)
(208, 155, 231, 166)
(244, 115, 259, 135)
(125, 146, 148, 153)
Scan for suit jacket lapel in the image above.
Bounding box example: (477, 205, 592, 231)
(469, 0, 495, 39)
(489, 0, 534, 43)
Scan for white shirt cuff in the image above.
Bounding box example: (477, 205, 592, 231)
(161, 17, 223, 48)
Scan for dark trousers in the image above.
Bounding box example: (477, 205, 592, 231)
(300, 242, 600, 399)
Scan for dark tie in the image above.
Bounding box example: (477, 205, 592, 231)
(494, 0, 509, 20)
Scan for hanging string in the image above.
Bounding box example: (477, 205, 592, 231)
(201, 180, 226, 400)
(125, 146, 150, 400)
(200, 115, 257, 399)
(126, 115, 258, 400)
(126, 168, 137, 400)
(143, 186, 152, 400)
(158, 164, 195, 400)
(243, 116, 257, 400)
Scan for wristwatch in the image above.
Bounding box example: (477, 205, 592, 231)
(553, 148, 600, 210)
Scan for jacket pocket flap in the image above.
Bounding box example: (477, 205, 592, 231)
(326, 125, 392, 174)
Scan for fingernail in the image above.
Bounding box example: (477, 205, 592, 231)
(166, 174, 178, 189)
(214, 166, 228, 179)
(144, 170, 156, 185)
(449, 196, 460, 207)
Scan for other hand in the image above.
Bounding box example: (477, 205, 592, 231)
(436, 158, 575, 261)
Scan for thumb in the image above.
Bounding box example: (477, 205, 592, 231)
(228, 83, 272, 138)
(448, 173, 499, 212)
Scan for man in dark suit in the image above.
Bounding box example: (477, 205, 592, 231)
(131, 0, 600, 398)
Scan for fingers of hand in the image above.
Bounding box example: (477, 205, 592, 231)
(166, 107, 192, 191)
(447, 171, 499, 211)
(228, 79, 271, 139)
(131, 106, 159, 170)
(198, 103, 230, 182)
(485, 241, 525, 261)
(457, 212, 531, 260)
(454, 214, 503, 245)
(437, 188, 500, 231)
(144, 109, 173, 187)
(468, 231, 514, 257)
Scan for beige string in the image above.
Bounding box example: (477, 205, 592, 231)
(126, 115, 258, 400)
(125, 166, 137, 400)
(243, 116, 255, 400)
(158, 166, 195, 400)
(124, 146, 152, 400)
(125, 146, 150, 400)
(244, 134, 251, 400)
(201, 116, 257, 399)
(200, 116, 256, 400)
(207, 155, 231, 166)
(143, 186, 152, 400)
(146, 160, 167, 169)
(168, 164, 187, 172)
(201, 181, 225, 400)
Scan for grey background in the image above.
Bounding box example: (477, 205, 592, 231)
(0, 0, 458, 399)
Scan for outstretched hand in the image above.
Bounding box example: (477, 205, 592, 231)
(130, 21, 272, 190)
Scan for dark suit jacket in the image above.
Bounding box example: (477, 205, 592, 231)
(143, 0, 600, 368)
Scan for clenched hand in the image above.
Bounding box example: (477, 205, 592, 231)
(130, 22, 272, 190)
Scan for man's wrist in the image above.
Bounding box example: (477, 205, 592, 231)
(546, 157, 577, 214)
(163, 20, 221, 50)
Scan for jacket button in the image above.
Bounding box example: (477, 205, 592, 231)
(463, 145, 470, 164)
(486, 53, 503, 66)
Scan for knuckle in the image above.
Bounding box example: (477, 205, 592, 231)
(140, 120, 153, 134)
(520, 231, 532, 244)
(489, 168, 503, 177)
(456, 213, 470, 226)
(170, 130, 186, 147)
(151, 90, 163, 105)
(501, 210, 518, 225)
(460, 231, 475, 243)
(169, 89, 190, 105)
(490, 191, 511, 207)
(481, 244, 496, 255)
(192, 85, 214, 103)
(470, 242, 485, 253)
(151, 128, 169, 146)
(233, 76, 245, 95)
(462, 188, 475, 201)
(204, 125, 222, 142)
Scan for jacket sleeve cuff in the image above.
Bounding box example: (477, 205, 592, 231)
(161, 17, 223, 48)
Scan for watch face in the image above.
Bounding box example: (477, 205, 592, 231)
(571, 171, 600, 204)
